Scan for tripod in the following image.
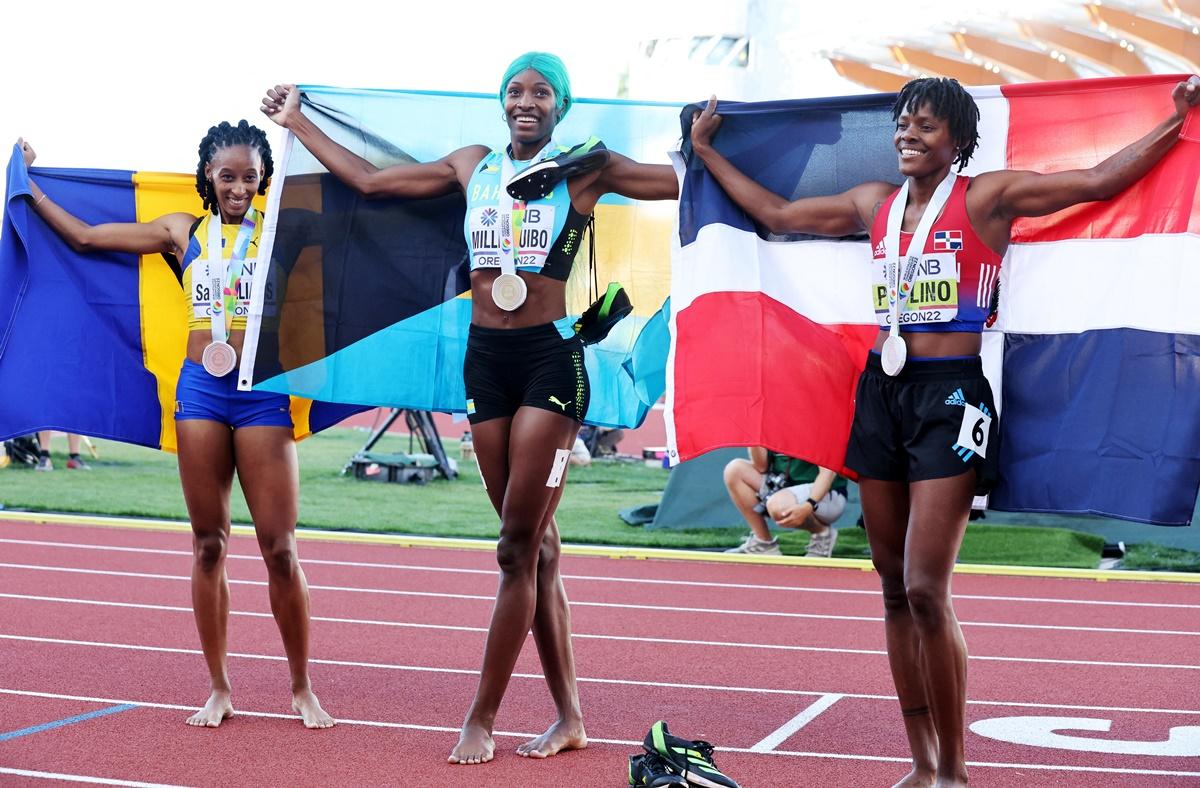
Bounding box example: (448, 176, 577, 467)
(341, 409, 458, 480)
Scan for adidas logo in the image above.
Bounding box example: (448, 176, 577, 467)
(944, 388, 967, 407)
(874, 240, 887, 257)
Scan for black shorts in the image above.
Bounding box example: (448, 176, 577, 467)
(845, 353, 1000, 495)
(463, 319, 590, 425)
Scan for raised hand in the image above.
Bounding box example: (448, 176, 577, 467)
(690, 96, 724, 151)
(17, 137, 36, 168)
(1173, 75, 1200, 120)
(261, 84, 301, 128)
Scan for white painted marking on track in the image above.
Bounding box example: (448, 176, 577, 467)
(1, 562, 1195, 639)
(4, 631, 1200, 710)
(3, 537, 1196, 610)
(751, 694, 843, 752)
(970, 716, 1200, 756)
(10, 592, 1191, 670)
(0, 767, 189, 788)
(1, 689, 1198, 778)
(0, 589, 1196, 672)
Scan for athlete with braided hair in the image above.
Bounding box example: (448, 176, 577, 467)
(690, 75, 1200, 786)
(17, 122, 335, 730)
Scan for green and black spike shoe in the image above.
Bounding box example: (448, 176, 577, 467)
(574, 282, 632, 345)
(628, 752, 688, 787)
(505, 137, 610, 201)
(644, 721, 740, 788)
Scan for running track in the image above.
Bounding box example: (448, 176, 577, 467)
(0, 514, 1198, 787)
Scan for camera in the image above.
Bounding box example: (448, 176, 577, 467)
(752, 471, 789, 514)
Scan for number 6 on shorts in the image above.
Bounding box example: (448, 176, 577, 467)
(956, 403, 992, 459)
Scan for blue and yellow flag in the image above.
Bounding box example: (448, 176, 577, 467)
(0, 145, 361, 451)
(243, 87, 682, 428)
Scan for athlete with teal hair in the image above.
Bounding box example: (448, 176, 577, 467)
(262, 52, 678, 766)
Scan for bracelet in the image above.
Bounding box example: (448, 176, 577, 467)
(805, 497, 820, 508)
(34, 193, 47, 206)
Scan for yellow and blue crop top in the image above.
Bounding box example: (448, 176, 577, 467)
(178, 213, 261, 331)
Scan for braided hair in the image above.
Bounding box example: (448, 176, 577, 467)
(892, 78, 980, 172)
(194, 120, 274, 214)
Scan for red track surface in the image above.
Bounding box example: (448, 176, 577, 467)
(1, 518, 1198, 787)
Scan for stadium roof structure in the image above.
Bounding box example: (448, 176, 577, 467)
(827, 1, 1200, 90)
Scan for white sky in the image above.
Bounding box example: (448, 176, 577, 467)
(4, 0, 1061, 173)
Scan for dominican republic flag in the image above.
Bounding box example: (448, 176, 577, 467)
(933, 230, 963, 251)
(667, 75, 1200, 525)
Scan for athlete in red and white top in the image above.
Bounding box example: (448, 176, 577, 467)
(690, 75, 1199, 788)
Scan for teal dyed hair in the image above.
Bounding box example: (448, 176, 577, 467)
(499, 52, 572, 120)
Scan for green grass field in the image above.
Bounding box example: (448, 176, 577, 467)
(3, 429, 1196, 571)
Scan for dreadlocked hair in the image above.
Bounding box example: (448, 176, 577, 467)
(194, 120, 274, 214)
(892, 78, 980, 172)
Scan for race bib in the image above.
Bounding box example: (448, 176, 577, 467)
(469, 204, 557, 270)
(956, 403, 992, 459)
(190, 256, 257, 322)
(873, 251, 959, 327)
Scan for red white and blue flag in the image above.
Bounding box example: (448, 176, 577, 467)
(933, 230, 963, 251)
(666, 76, 1200, 525)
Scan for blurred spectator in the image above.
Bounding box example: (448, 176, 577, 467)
(37, 431, 90, 471)
(569, 436, 592, 467)
(723, 447, 847, 557)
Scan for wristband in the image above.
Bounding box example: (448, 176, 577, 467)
(805, 497, 820, 508)
(34, 192, 47, 206)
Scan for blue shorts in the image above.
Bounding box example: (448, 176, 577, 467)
(174, 360, 293, 429)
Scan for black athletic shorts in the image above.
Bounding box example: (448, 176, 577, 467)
(845, 352, 1000, 495)
(463, 318, 590, 425)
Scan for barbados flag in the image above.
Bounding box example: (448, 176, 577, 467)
(240, 87, 681, 429)
(0, 146, 361, 451)
(668, 75, 1200, 525)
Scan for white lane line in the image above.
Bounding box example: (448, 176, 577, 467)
(3, 537, 1195, 610)
(0, 536, 1189, 611)
(2, 592, 1196, 671)
(0, 767, 188, 788)
(2, 688, 1199, 778)
(751, 694, 843, 752)
(2, 562, 1195, 639)
(3, 630, 1199, 708)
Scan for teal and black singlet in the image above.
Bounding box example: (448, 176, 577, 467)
(462, 144, 592, 282)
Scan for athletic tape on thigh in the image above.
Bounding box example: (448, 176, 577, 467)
(546, 448, 571, 488)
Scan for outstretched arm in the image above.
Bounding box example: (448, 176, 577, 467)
(261, 84, 484, 199)
(18, 139, 193, 256)
(689, 98, 893, 236)
(589, 152, 678, 202)
(982, 76, 1200, 220)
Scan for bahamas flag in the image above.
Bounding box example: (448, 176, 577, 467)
(0, 146, 360, 451)
(241, 87, 682, 429)
(668, 75, 1200, 525)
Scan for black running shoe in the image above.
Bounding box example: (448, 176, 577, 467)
(629, 752, 688, 787)
(574, 282, 632, 345)
(644, 721, 740, 788)
(506, 137, 610, 201)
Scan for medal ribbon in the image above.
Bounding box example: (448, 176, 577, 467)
(497, 140, 555, 278)
(882, 172, 958, 338)
(205, 206, 259, 343)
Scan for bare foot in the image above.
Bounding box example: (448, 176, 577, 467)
(448, 722, 494, 765)
(893, 767, 936, 788)
(292, 688, 335, 729)
(186, 689, 233, 728)
(516, 718, 588, 759)
(934, 773, 968, 788)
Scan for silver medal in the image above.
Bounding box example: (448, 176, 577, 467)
(881, 334, 907, 376)
(202, 341, 237, 377)
(491, 272, 527, 311)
